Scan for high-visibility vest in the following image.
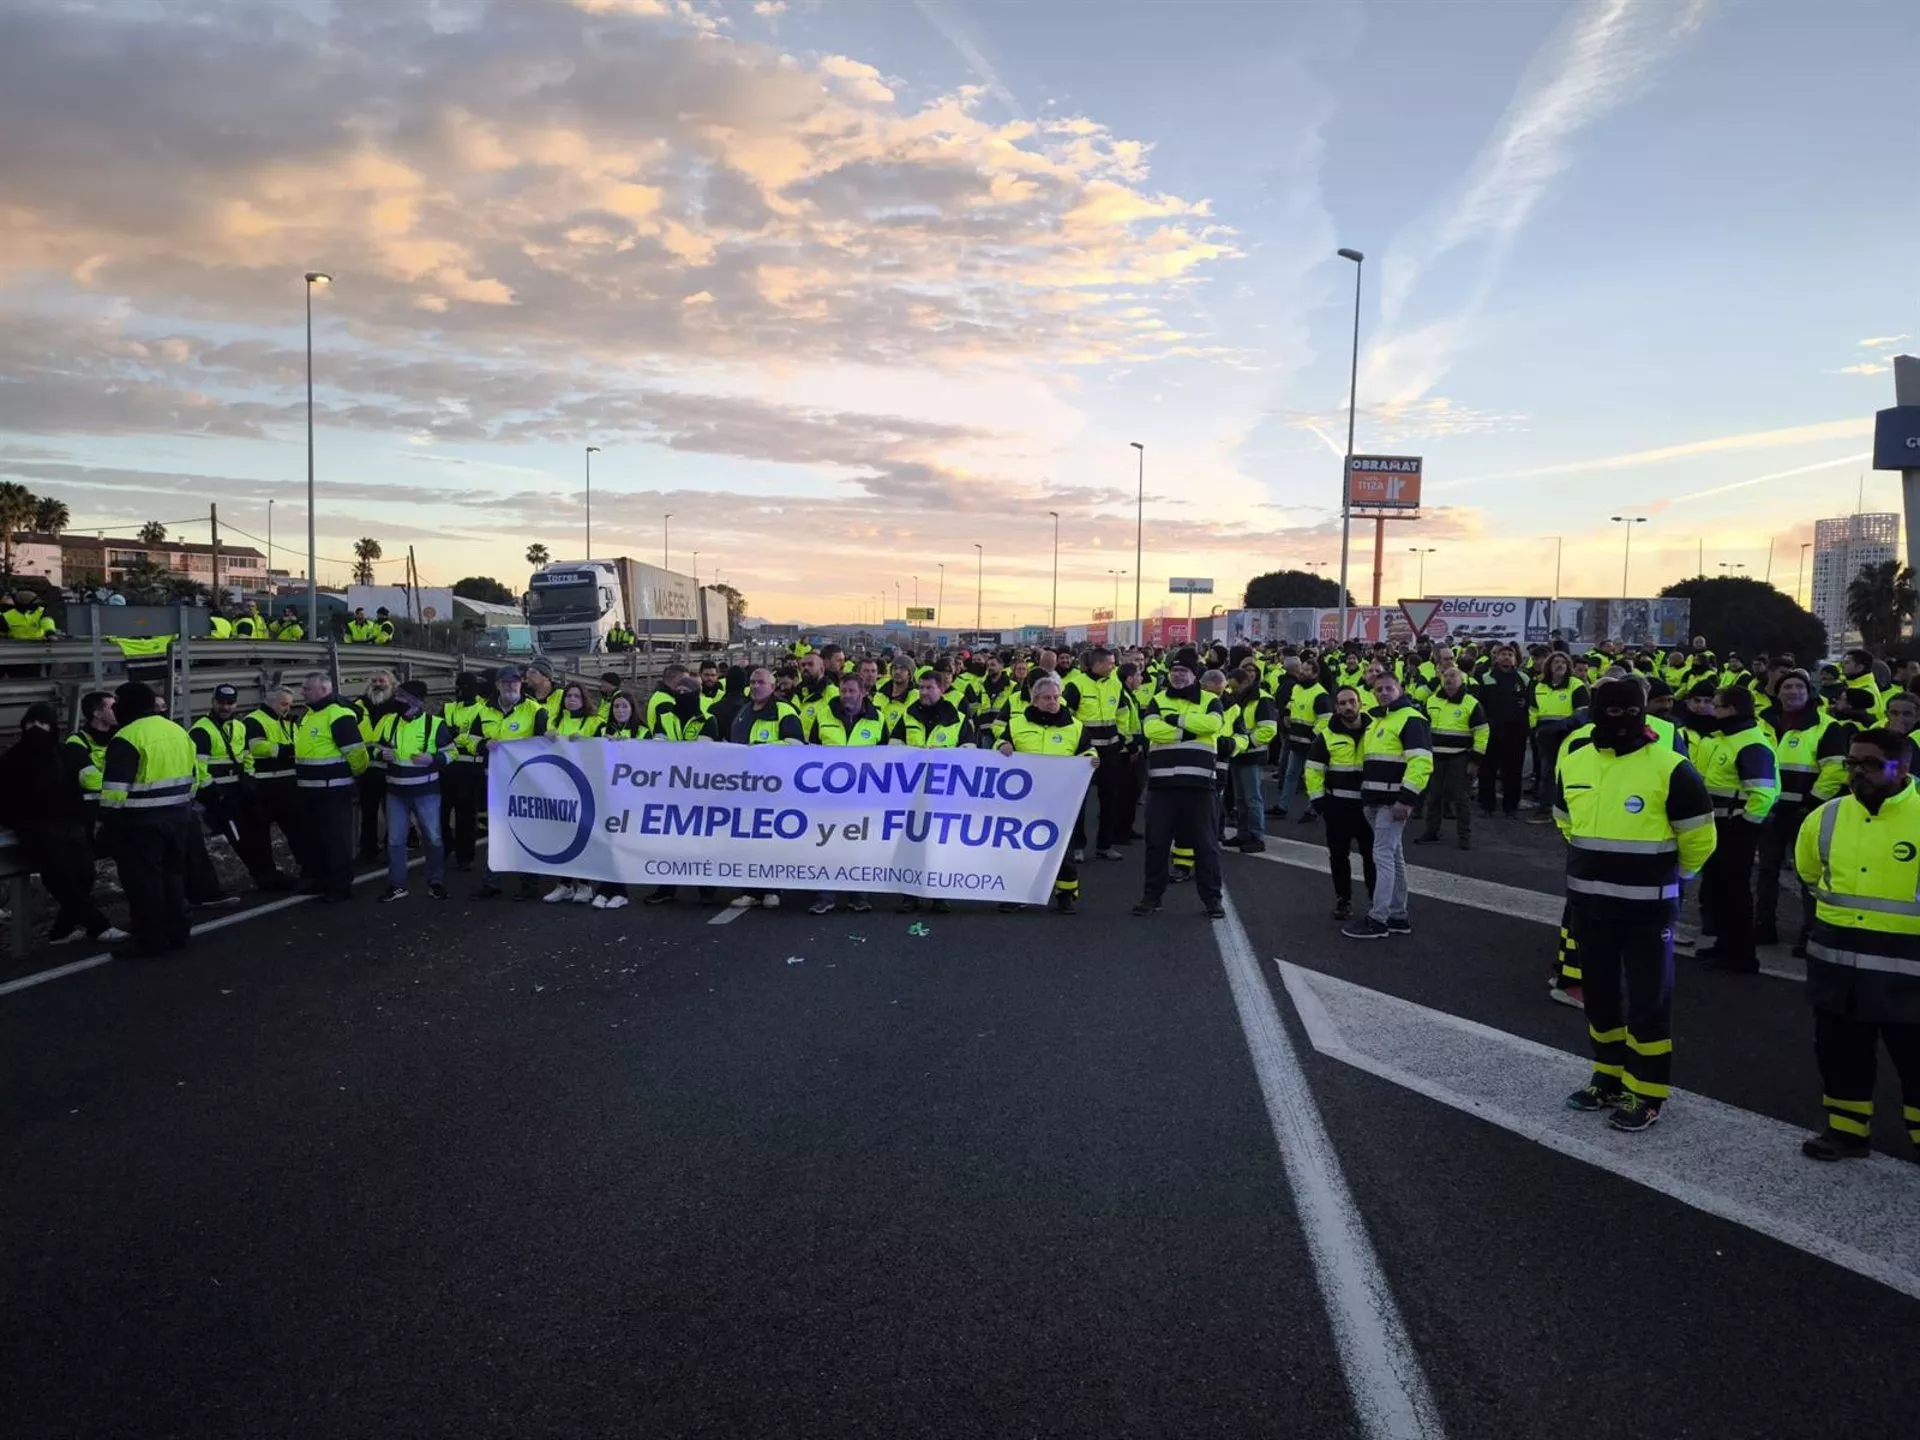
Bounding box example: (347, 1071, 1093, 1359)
(1305, 721, 1367, 802)
(1141, 691, 1223, 789)
(294, 701, 369, 789)
(1285, 682, 1330, 745)
(346, 620, 379, 643)
(99, 715, 198, 813)
(1700, 721, 1779, 823)
(1065, 671, 1123, 749)
(1554, 741, 1716, 905)
(1006, 708, 1085, 757)
(189, 714, 250, 789)
(1761, 709, 1845, 806)
(232, 615, 267, 639)
(1797, 784, 1920, 1026)
(1360, 697, 1433, 804)
(381, 712, 453, 788)
(893, 703, 968, 749)
(483, 698, 548, 744)
(441, 700, 490, 764)
(243, 709, 295, 781)
(208, 615, 234, 640)
(1424, 691, 1488, 756)
(1530, 678, 1582, 726)
(3, 604, 54, 640)
(67, 730, 107, 809)
(553, 710, 604, 738)
(815, 703, 889, 747)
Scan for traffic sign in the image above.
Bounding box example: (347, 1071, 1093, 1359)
(906, 606, 935, 621)
(1168, 577, 1214, 594)
(1399, 598, 1441, 635)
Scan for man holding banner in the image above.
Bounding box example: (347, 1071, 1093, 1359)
(998, 672, 1099, 914)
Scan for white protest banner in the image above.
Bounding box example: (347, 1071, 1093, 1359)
(486, 739, 1094, 904)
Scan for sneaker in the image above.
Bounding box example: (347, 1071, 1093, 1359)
(807, 899, 836, 916)
(428, 884, 449, 900)
(1332, 899, 1352, 922)
(543, 884, 572, 904)
(92, 925, 131, 943)
(848, 898, 873, 914)
(929, 899, 951, 914)
(570, 883, 595, 904)
(47, 925, 81, 945)
(1385, 916, 1412, 935)
(1526, 811, 1555, 826)
(1608, 1094, 1663, 1132)
(762, 893, 781, 910)
(378, 885, 408, 903)
(1205, 902, 1226, 920)
(1071, 849, 1085, 863)
(1801, 1132, 1871, 1162)
(1548, 982, 1585, 1009)
(1564, 1082, 1624, 1112)
(1131, 897, 1161, 917)
(602, 894, 629, 910)
(1342, 917, 1391, 940)
(1053, 892, 1078, 915)
(591, 894, 610, 909)
(645, 887, 675, 906)
(729, 894, 757, 908)
(1096, 848, 1124, 861)
(1236, 838, 1266, 854)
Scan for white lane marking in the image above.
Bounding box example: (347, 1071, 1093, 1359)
(1246, 839, 1803, 982)
(0, 860, 418, 999)
(1213, 893, 1446, 1439)
(708, 904, 747, 925)
(1280, 961, 1920, 1304)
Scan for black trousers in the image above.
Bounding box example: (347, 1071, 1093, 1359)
(1702, 816, 1759, 962)
(1479, 724, 1527, 814)
(1321, 800, 1376, 903)
(302, 786, 357, 899)
(442, 764, 484, 864)
(256, 779, 303, 871)
(1093, 747, 1130, 849)
(1115, 751, 1144, 842)
(202, 783, 280, 885)
(1143, 787, 1221, 904)
(1755, 804, 1808, 940)
(1571, 898, 1675, 1100)
(356, 770, 387, 858)
(109, 812, 191, 955)
(183, 809, 226, 903)
(1421, 754, 1474, 841)
(1813, 1011, 1920, 1144)
(22, 822, 111, 939)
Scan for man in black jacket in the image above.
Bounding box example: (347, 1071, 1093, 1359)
(1476, 643, 1530, 817)
(0, 703, 128, 945)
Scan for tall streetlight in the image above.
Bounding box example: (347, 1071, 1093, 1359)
(1408, 546, 1436, 595)
(303, 270, 332, 639)
(662, 513, 673, 571)
(1107, 568, 1127, 619)
(267, 498, 274, 582)
(1336, 247, 1365, 635)
(1129, 443, 1144, 644)
(692, 551, 699, 585)
(973, 543, 984, 630)
(1718, 561, 1747, 577)
(1797, 542, 1812, 606)
(895, 580, 902, 617)
(1610, 515, 1647, 598)
(1551, 535, 1563, 601)
(1048, 510, 1060, 633)
(584, 445, 600, 559)
(937, 563, 945, 621)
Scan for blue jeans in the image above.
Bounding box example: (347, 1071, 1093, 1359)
(385, 787, 444, 888)
(1231, 764, 1267, 840)
(1276, 747, 1308, 813)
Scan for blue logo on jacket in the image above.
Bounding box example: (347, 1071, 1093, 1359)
(504, 752, 596, 865)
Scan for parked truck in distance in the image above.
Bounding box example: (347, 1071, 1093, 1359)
(525, 558, 730, 655)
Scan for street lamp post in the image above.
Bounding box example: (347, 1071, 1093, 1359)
(303, 270, 332, 639)
(692, 551, 699, 586)
(1798, 542, 1812, 606)
(267, 499, 274, 581)
(1107, 568, 1126, 620)
(662, 514, 672, 571)
(1048, 510, 1060, 633)
(937, 563, 945, 623)
(584, 445, 600, 559)
(1129, 442, 1144, 645)
(1552, 535, 1563, 601)
(1336, 247, 1365, 636)
(973, 543, 984, 630)
(1408, 546, 1436, 596)
(1610, 515, 1648, 598)
(1718, 562, 1747, 578)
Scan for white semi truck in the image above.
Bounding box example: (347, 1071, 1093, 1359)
(525, 558, 730, 655)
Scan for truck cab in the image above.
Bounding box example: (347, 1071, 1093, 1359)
(527, 560, 622, 655)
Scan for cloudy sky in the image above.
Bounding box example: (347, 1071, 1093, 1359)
(1, 0, 1914, 624)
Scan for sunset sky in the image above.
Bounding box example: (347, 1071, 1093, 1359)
(1, 0, 1914, 625)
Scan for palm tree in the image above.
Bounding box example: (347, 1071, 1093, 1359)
(31, 496, 70, 535)
(525, 543, 550, 568)
(0, 482, 34, 574)
(1845, 559, 1917, 650)
(137, 520, 168, 546)
(351, 536, 383, 586)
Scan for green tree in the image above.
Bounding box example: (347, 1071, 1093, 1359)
(709, 582, 747, 627)
(1846, 560, 1916, 651)
(452, 575, 516, 605)
(31, 495, 69, 535)
(117, 556, 174, 603)
(0, 482, 35, 574)
(525, 543, 550, 568)
(137, 520, 168, 546)
(1243, 568, 1352, 609)
(1658, 576, 1827, 664)
(351, 536, 383, 586)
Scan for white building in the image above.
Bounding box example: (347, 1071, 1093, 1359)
(1810, 512, 1899, 648)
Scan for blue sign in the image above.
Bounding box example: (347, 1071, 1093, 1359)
(1873, 407, 1920, 470)
(504, 752, 597, 865)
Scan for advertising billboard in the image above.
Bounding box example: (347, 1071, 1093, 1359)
(1551, 598, 1691, 649)
(1168, 577, 1215, 594)
(1872, 406, 1920, 470)
(1346, 455, 1423, 511)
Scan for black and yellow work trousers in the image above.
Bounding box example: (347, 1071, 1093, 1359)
(1571, 897, 1675, 1101)
(1813, 1011, 1920, 1149)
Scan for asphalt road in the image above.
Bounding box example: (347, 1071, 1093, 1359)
(4, 808, 1916, 1438)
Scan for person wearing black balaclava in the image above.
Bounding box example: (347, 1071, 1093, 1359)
(1553, 676, 1717, 1133)
(1132, 647, 1226, 920)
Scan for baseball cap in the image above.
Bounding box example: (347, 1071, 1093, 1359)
(496, 666, 523, 683)
(212, 684, 239, 702)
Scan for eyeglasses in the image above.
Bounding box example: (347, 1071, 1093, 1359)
(1844, 756, 1901, 771)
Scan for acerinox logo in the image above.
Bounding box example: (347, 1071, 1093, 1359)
(1895, 841, 1916, 863)
(1623, 795, 1645, 814)
(505, 752, 596, 866)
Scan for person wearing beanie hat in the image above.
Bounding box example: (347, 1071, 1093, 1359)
(1553, 672, 1717, 1132)
(1756, 667, 1847, 956)
(1131, 647, 1226, 920)
(371, 679, 452, 902)
(441, 671, 490, 872)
